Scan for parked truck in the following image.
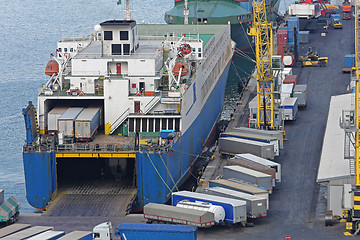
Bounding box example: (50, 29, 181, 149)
(205, 187, 267, 219)
(223, 166, 273, 193)
(116, 223, 197, 240)
(0, 196, 21, 225)
(219, 137, 275, 160)
(330, 14, 342, 28)
(57, 107, 83, 141)
(172, 191, 248, 225)
(144, 203, 216, 228)
(74, 107, 101, 141)
(220, 131, 279, 156)
(342, 1, 351, 20)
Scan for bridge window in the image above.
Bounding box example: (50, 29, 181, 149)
(104, 31, 113, 40)
(112, 44, 122, 55)
(120, 31, 129, 40)
(123, 44, 130, 55)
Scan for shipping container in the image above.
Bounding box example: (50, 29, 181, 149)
(293, 84, 307, 107)
(281, 97, 298, 120)
(116, 223, 197, 240)
(299, 31, 309, 43)
(47, 107, 68, 132)
(283, 75, 297, 86)
(232, 127, 284, 149)
(205, 187, 267, 218)
(0, 196, 21, 223)
(143, 203, 216, 228)
(220, 131, 279, 156)
(0, 224, 31, 238)
(209, 179, 269, 209)
(234, 153, 282, 183)
(219, 137, 275, 160)
(176, 200, 225, 223)
(281, 83, 294, 102)
(277, 44, 286, 55)
(172, 191, 247, 224)
(223, 166, 273, 193)
(288, 16, 300, 31)
(288, 3, 321, 18)
(227, 157, 276, 186)
(26, 230, 65, 240)
(57, 231, 92, 240)
(240, 1, 251, 11)
(74, 107, 101, 141)
(58, 107, 83, 138)
(277, 29, 288, 45)
(1, 226, 53, 240)
(344, 54, 355, 68)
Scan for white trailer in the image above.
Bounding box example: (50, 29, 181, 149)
(47, 107, 68, 132)
(57, 107, 83, 138)
(293, 84, 307, 107)
(205, 187, 267, 218)
(281, 97, 298, 121)
(26, 230, 65, 240)
(74, 107, 101, 141)
(288, 3, 321, 19)
(1, 226, 53, 240)
(234, 153, 282, 183)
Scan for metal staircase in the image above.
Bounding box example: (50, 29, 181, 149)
(110, 108, 130, 135)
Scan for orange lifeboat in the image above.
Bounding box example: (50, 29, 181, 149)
(45, 60, 59, 76)
(178, 44, 192, 57)
(173, 60, 188, 77)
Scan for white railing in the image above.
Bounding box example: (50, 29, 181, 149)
(144, 97, 161, 114)
(110, 108, 130, 134)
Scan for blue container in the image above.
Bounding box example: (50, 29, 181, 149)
(288, 16, 300, 31)
(344, 54, 355, 68)
(240, 1, 251, 12)
(115, 223, 197, 240)
(288, 32, 295, 42)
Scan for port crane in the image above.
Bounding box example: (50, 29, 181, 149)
(248, 0, 275, 129)
(340, 0, 360, 235)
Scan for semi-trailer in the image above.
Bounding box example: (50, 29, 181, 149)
(74, 107, 101, 141)
(232, 127, 284, 149)
(1, 226, 53, 240)
(209, 179, 269, 209)
(57, 107, 83, 140)
(227, 156, 276, 186)
(293, 84, 307, 107)
(144, 203, 216, 228)
(0, 196, 21, 225)
(220, 131, 279, 156)
(47, 107, 68, 132)
(172, 191, 247, 225)
(233, 153, 282, 183)
(204, 187, 267, 218)
(223, 166, 273, 193)
(57, 231, 93, 240)
(0, 224, 31, 238)
(219, 137, 275, 160)
(281, 97, 298, 121)
(115, 223, 197, 240)
(26, 230, 65, 240)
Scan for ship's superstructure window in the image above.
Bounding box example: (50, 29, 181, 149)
(104, 31, 113, 40)
(70, 48, 74, 52)
(123, 44, 130, 55)
(64, 48, 68, 52)
(58, 48, 62, 52)
(120, 31, 129, 40)
(112, 44, 122, 55)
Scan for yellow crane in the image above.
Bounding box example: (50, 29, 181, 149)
(343, 0, 360, 235)
(248, 0, 274, 129)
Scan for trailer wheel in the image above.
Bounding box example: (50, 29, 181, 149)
(295, 61, 303, 68)
(320, 61, 326, 67)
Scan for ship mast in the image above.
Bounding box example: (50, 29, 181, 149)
(184, 0, 189, 24)
(125, 0, 132, 20)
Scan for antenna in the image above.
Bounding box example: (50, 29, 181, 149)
(117, 0, 132, 20)
(184, 0, 189, 25)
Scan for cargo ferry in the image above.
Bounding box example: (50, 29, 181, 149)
(22, 15, 234, 214)
(165, 0, 281, 50)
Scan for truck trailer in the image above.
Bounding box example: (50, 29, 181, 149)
(74, 107, 101, 141)
(144, 203, 216, 228)
(47, 107, 68, 132)
(232, 127, 284, 149)
(209, 179, 269, 209)
(281, 97, 298, 120)
(220, 131, 279, 156)
(219, 137, 275, 160)
(1, 226, 53, 240)
(205, 187, 267, 218)
(234, 153, 282, 183)
(0, 196, 21, 225)
(116, 223, 197, 240)
(57, 107, 83, 140)
(223, 166, 273, 193)
(172, 191, 247, 225)
(26, 230, 65, 240)
(293, 84, 307, 107)
(57, 231, 92, 240)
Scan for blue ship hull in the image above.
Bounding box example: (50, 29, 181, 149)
(22, 60, 231, 210)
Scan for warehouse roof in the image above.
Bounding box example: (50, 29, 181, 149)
(317, 94, 352, 183)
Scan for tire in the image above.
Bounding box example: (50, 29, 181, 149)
(295, 61, 303, 68)
(320, 61, 326, 67)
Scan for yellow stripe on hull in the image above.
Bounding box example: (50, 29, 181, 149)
(55, 153, 136, 158)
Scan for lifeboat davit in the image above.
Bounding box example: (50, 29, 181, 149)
(173, 60, 189, 77)
(178, 44, 192, 57)
(45, 60, 59, 76)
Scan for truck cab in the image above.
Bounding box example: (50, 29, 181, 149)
(93, 222, 113, 240)
(331, 14, 343, 28)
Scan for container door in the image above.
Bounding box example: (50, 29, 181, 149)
(134, 101, 140, 113)
(116, 63, 121, 74)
